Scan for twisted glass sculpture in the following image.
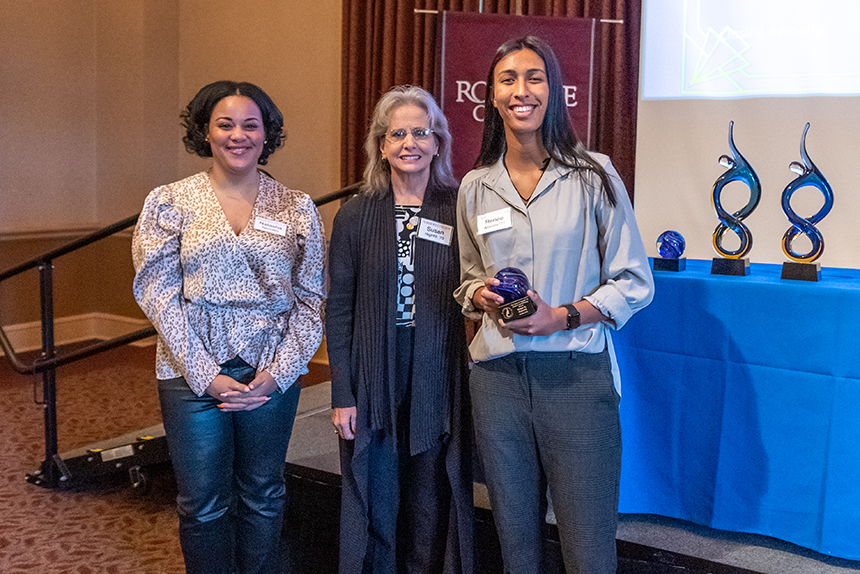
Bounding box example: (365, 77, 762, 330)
(781, 123, 833, 263)
(711, 121, 762, 259)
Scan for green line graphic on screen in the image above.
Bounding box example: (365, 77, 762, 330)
(683, 1, 751, 94)
(643, 0, 860, 99)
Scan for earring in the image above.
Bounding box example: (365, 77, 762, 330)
(264, 140, 268, 144)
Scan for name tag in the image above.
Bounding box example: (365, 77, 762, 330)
(254, 217, 287, 236)
(477, 207, 512, 235)
(417, 218, 453, 246)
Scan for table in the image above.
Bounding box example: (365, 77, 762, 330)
(613, 259, 860, 559)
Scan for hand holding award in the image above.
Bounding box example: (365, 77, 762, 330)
(488, 267, 537, 323)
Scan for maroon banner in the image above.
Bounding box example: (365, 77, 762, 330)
(438, 12, 602, 179)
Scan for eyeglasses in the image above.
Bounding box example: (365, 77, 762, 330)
(385, 128, 435, 142)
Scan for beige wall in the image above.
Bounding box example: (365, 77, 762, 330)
(175, 1, 343, 206)
(0, 0, 341, 324)
(0, 234, 143, 326)
(96, 0, 183, 225)
(1, 1, 98, 233)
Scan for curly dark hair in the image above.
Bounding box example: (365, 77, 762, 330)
(180, 80, 285, 165)
(477, 36, 617, 207)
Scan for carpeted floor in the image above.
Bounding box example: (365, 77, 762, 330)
(0, 344, 184, 574)
(1, 343, 774, 574)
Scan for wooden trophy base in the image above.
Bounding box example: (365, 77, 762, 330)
(781, 261, 821, 282)
(711, 257, 750, 276)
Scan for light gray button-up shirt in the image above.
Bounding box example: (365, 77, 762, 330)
(454, 153, 654, 392)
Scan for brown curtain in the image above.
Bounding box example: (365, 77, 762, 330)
(341, 0, 642, 200)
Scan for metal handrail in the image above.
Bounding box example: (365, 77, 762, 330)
(2, 180, 359, 488)
(0, 213, 156, 375)
(0, 215, 141, 283)
(0, 182, 360, 375)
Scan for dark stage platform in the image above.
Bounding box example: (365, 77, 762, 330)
(54, 381, 764, 574)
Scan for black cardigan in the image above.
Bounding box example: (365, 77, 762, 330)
(326, 184, 466, 455)
(326, 184, 474, 574)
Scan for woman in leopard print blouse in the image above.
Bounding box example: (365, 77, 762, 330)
(132, 81, 326, 574)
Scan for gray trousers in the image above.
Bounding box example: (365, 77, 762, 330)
(470, 350, 621, 574)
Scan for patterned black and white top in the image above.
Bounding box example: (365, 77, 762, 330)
(395, 205, 421, 326)
(132, 171, 327, 396)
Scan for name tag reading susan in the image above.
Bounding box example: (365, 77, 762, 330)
(417, 218, 453, 246)
(254, 217, 287, 236)
(477, 207, 512, 235)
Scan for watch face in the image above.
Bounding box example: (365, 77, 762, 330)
(566, 305, 580, 330)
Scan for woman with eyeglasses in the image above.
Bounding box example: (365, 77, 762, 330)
(454, 37, 654, 574)
(326, 85, 473, 574)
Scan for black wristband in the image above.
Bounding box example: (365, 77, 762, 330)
(561, 303, 581, 330)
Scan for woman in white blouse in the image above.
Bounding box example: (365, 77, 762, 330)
(132, 81, 326, 574)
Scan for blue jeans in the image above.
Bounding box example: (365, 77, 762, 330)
(158, 357, 300, 574)
(470, 350, 621, 574)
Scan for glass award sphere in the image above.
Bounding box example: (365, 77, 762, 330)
(657, 230, 685, 259)
(488, 267, 531, 304)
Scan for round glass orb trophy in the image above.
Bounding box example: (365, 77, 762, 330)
(779, 123, 833, 282)
(653, 230, 686, 271)
(710, 121, 761, 276)
(488, 267, 537, 322)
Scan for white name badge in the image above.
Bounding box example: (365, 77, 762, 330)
(417, 218, 453, 246)
(477, 207, 512, 235)
(254, 217, 287, 236)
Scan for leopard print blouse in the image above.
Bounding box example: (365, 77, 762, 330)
(132, 171, 326, 396)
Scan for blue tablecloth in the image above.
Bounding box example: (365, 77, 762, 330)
(614, 259, 860, 559)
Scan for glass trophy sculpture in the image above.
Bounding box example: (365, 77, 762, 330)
(488, 267, 537, 323)
(654, 230, 686, 271)
(780, 123, 833, 282)
(710, 121, 761, 276)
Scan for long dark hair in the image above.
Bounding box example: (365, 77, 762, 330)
(477, 36, 617, 206)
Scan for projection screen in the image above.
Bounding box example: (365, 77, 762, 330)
(634, 0, 860, 268)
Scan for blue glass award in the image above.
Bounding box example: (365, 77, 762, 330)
(488, 267, 537, 322)
(710, 121, 760, 276)
(653, 230, 686, 271)
(779, 123, 833, 282)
